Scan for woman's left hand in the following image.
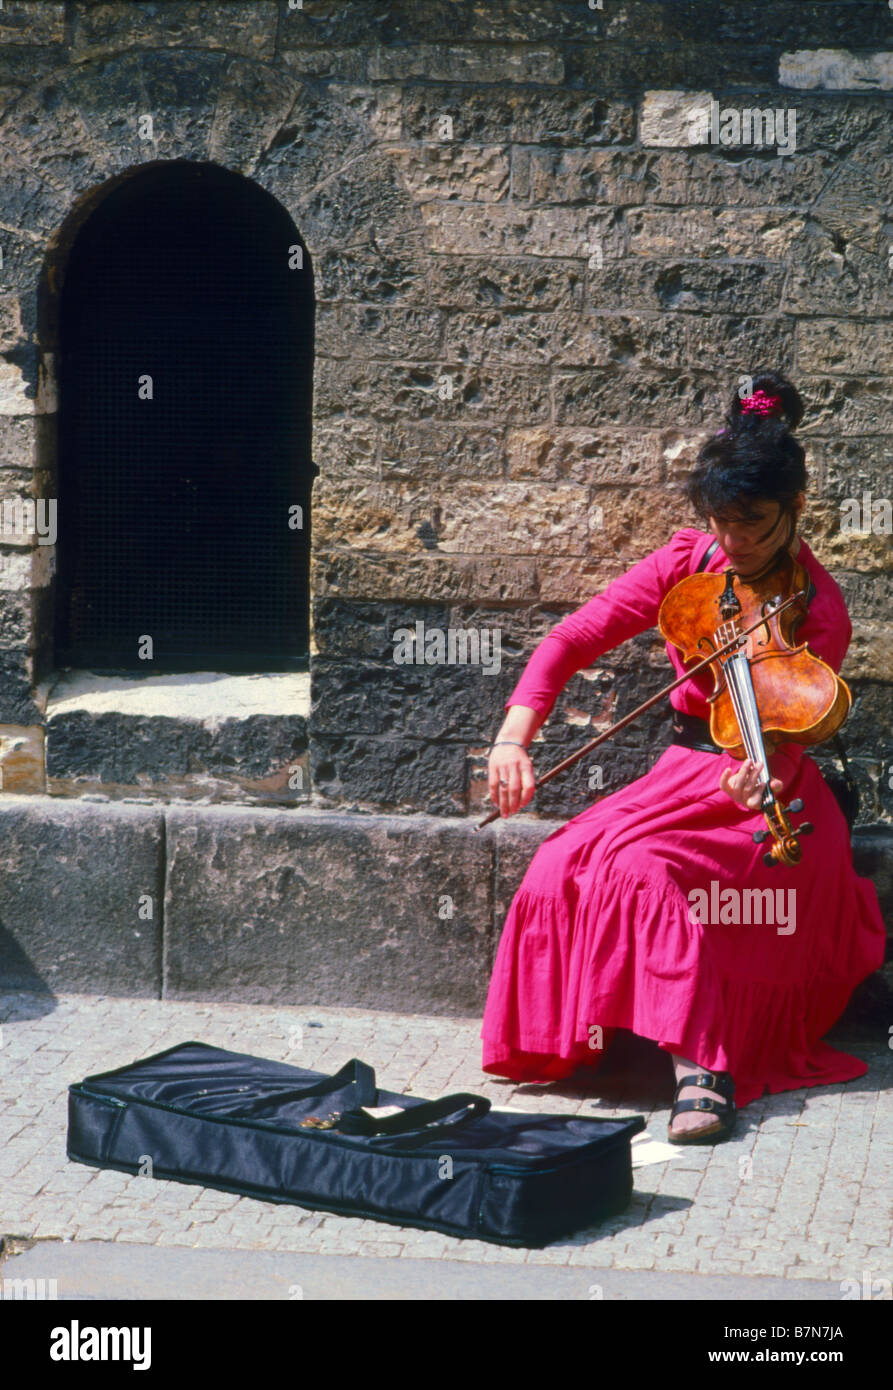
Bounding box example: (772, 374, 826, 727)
(720, 758, 784, 811)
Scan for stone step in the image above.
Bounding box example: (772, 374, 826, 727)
(0, 795, 889, 1019)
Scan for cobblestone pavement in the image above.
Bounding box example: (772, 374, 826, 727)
(1, 992, 891, 1286)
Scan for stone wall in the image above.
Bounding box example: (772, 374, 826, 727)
(0, 0, 888, 830)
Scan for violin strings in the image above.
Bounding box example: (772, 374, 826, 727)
(716, 620, 774, 813)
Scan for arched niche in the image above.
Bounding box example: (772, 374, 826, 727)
(50, 159, 314, 674)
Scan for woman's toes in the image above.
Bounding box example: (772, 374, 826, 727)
(669, 1083, 727, 1135)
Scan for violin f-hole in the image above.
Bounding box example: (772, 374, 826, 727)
(718, 569, 740, 623)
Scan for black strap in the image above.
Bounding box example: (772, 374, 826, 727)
(670, 710, 722, 755)
(667, 541, 721, 753)
(826, 732, 860, 831)
(232, 1058, 377, 1118)
(338, 1092, 491, 1137)
(674, 1070, 735, 1101)
(696, 537, 719, 572)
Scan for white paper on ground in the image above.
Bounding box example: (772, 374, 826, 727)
(630, 1132, 680, 1167)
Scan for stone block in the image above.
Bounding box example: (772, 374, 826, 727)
(0, 723, 43, 793)
(0, 796, 163, 994)
(278, 0, 604, 47)
(313, 246, 431, 306)
(131, 51, 231, 164)
(312, 600, 450, 662)
(0, 590, 31, 647)
(616, 4, 889, 46)
(310, 733, 470, 816)
(534, 555, 630, 604)
(315, 303, 444, 361)
(206, 58, 300, 175)
(162, 807, 495, 1011)
(71, 1, 275, 61)
(378, 422, 504, 483)
(835, 570, 893, 623)
(685, 317, 796, 377)
(426, 257, 584, 313)
(0, 415, 41, 472)
(640, 90, 713, 148)
(420, 203, 621, 260)
(311, 549, 538, 604)
(46, 710, 309, 805)
(798, 377, 893, 440)
(309, 658, 516, 742)
(506, 426, 665, 487)
(384, 145, 511, 204)
(314, 357, 550, 425)
(783, 233, 891, 317)
(584, 261, 787, 315)
(0, 648, 39, 723)
(312, 478, 588, 555)
(553, 370, 714, 428)
(797, 321, 893, 377)
(279, 47, 369, 82)
(846, 622, 893, 685)
(0, 2, 64, 45)
(780, 50, 893, 91)
(842, 682, 893, 762)
(399, 85, 632, 146)
(369, 45, 563, 85)
(278, 148, 420, 253)
(311, 417, 379, 480)
(515, 145, 835, 209)
(628, 208, 805, 260)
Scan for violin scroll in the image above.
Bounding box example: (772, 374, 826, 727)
(753, 796, 814, 868)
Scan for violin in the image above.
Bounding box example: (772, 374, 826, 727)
(658, 547, 851, 867)
(476, 547, 851, 868)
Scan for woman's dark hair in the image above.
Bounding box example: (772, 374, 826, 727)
(686, 369, 807, 523)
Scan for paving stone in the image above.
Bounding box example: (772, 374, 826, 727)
(1, 991, 889, 1279)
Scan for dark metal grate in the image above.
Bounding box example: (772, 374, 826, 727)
(55, 161, 315, 672)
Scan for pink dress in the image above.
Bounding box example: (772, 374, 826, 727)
(481, 527, 886, 1109)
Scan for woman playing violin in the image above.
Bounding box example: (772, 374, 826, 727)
(482, 369, 886, 1144)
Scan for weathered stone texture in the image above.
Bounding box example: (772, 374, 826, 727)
(0, 796, 164, 994)
(163, 807, 495, 1009)
(0, 0, 885, 836)
(780, 50, 893, 91)
(0, 3, 65, 46)
(71, 1, 276, 61)
(46, 711, 309, 805)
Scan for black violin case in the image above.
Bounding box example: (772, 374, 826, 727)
(67, 1041, 645, 1248)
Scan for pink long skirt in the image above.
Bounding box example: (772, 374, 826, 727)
(480, 744, 886, 1109)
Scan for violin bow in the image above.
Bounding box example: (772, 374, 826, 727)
(475, 588, 809, 833)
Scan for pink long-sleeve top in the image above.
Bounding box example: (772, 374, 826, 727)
(504, 527, 852, 732)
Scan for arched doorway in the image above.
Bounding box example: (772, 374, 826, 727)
(54, 161, 314, 672)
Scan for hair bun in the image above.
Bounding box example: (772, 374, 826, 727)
(727, 370, 804, 433)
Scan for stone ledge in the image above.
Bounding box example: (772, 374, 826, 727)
(43, 670, 310, 804)
(0, 799, 888, 1017)
(0, 795, 164, 996)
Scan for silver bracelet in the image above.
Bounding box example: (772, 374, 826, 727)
(489, 739, 529, 752)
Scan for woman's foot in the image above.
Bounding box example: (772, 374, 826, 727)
(668, 1054, 735, 1140)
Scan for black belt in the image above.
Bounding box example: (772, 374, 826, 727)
(670, 710, 723, 755)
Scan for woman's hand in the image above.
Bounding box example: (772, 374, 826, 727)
(488, 744, 536, 818)
(720, 757, 783, 811)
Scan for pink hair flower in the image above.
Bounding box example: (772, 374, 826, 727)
(740, 390, 783, 416)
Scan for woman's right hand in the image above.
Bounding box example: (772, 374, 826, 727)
(488, 744, 536, 818)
